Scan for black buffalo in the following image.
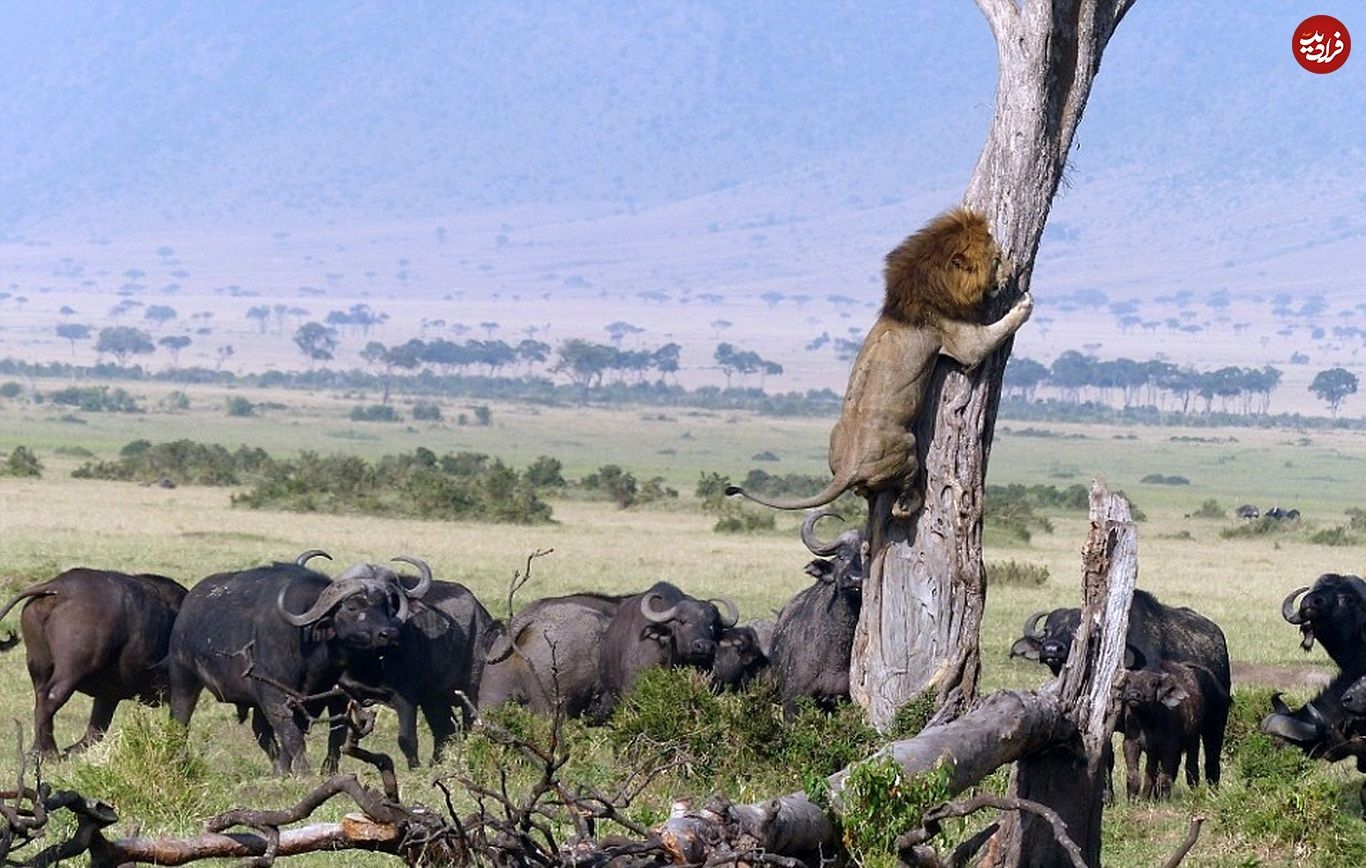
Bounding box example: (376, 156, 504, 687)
(169, 551, 429, 774)
(345, 566, 499, 768)
(710, 619, 774, 691)
(1119, 662, 1226, 800)
(1261, 574, 1366, 753)
(769, 510, 864, 714)
(0, 568, 187, 757)
(1010, 588, 1231, 786)
(596, 582, 737, 717)
(478, 592, 625, 718)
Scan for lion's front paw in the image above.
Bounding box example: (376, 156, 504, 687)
(892, 488, 924, 519)
(1014, 291, 1034, 321)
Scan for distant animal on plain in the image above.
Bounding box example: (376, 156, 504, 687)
(726, 208, 1032, 524)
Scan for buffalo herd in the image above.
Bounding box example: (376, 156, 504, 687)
(3, 517, 1365, 806)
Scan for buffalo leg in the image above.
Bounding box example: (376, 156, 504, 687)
(250, 709, 280, 763)
(256, 697, 307, 775)
(395, 698, 421, 769)
(1156, 749, 1179, 800)
(320, 697, 348, 775)
(168, 663, 202, 729)
(31, 676, 75, 757)
(1202, 706, 1226, 787)
(423, 700, 458, 765)
(1141, 747, 1159, 799)
(69, 695, 119, 755)
(1183, 736, 1200, 790)
(1123, 735, 1143, 801)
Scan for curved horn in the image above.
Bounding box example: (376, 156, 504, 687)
(640, 592, 679, 624)
(711, 597, 739, 628)
(1270, 692, 1293, 716)
(1281, 586, 1311, 624)
(295, 549, 332, 568)
(391, 556, 433, 598)
(800, 509, 845, 557)
(277, 580, 357, 627)
(1022, 610, 1048, 640)
(393, 586, 411, 623)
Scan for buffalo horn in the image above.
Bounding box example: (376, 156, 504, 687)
(391, 556, 433, 598)
(800, 509, 845, 557)
(1299, 625, 1315, 652)
(711, 597, 739, 628)
(1260, 712, 1322, 744)
(640, 592, 679, 623)
(1280, 586, 1311, 624)
(295, 549, 332, 568)
(393, 586, 411, 623)
(1269, 692, 1292, 715)
(277, 579, 361, 627)
(1021, 610, 1048, 640)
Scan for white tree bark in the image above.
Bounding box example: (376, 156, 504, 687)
(851, 0, 1138, 731)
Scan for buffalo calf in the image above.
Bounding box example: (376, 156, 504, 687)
(1119, 662, 1223, 800)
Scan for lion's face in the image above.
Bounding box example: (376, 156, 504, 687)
(945, 221, 999, 309)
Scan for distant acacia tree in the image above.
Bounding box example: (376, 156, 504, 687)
(246, 305, 271, 334)
(1310, 367, 1359, 416)
(158, 335, 192, 366)
(292, 322, 338, 369)
(516, 339, 551, 375)
(215, 344, 235, 371)
(554, 339, 616, 391)
(479, 321, 499, 338)
(59, 305, 77, 317)
(604, 321, 644, 346)
(55, 323, 92, 356)
(143, 305, 177, 329)
(95, 326, 155, 366)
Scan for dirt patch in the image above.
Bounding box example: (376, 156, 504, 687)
(1232, 660, 1333, 691)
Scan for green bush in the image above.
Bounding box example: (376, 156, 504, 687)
(1140, 473, 1190, 485)
(0, 381, 22, 398)
(712, 502, 776, 534)
(985, 560, 1050, 587)
(1221, 516, 1299, 539)
(53, 445, 95, 458)
(74, 439, 270, 486)
(158, 390, 190, 412)
(411, 400, 443, 421)
(45, 385, 141, 413)
(472, 404, 492, 426)
(1191, 498, 1225, 518)
(350, 403, 401, 422)
(5, 446, 43, 478)
(1309, 526, 1357, 546)
(525, 455, 567, 488)
(841, 756, 955, 867)
(225, 396, 255, 417)
(1347, 508, 1366, 532)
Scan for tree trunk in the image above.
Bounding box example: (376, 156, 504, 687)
(662, 482, 1138, 867)
(851, 0, 1138, 730)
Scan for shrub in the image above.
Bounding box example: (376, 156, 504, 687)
(225, 396, 256, 417)
(752, 450, 779, 461)
(695, 471, 729, 504)
(1140, 473, 1190, 485)
(5, 446, 43, 478)
(0, 381, 22, 398)
(712, 502, 776, 534)
(1221, 516, 1298, 539)
(472, 404, 492, 426)
(411, 400, 443, 421)
(1346, 508, 1366, 532)
(985, 560, 1050, 587)
(46, 385, 141, 413)
(1309, 526, 1357, 546)
(74, 439, 271, 486)
(53, 445, 94, 458)
(158, 390, 190, 412)
(581, 464, 639, 508)
(350, 403, 401, 422)
(525, 455, 566, 488)
(1191, 498, 1225, 518)
(841, 756, 955, 866)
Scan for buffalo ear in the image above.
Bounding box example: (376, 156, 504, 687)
(1160, 681, 1189, 708)
(805, 560, 834, 582)
(640, 624, 670, 645)
(1009, 637, 1042, 661)
(309, 618, 336, 643)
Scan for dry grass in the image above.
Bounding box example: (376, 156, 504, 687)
(2, 386, 1365, 864)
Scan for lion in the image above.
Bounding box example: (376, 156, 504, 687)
(726, 207, 1032, 517)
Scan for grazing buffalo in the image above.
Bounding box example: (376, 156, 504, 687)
(1261, 574, 1366, 752)
(0, 568, 187, 757)
(596, 582, 738, 717)
(1011, 588, 1231, 786)
(710, 619, 774, 691)
(478, 593, 625, 718)
(769, 510, 865, 714)
(169, 551, 429, 774)
(1119, 662, 1226, 800)
(345, 567, 499, 768)
(1234, 504, 1260, 520)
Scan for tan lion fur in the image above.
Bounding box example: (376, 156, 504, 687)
(726, 206, 1032, 514)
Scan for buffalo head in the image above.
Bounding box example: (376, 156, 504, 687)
(277, 555, 433, 651)
(1120, 668, 1189, 710)
(711, 622, 771, 690)
(1280, 573, 1366, 661)
(800, 509, 865, 591)
(639, 585, 737, 667)
(1009, 608, 1081, 676)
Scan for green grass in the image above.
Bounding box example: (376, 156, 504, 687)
(2, 381, 1366, 864)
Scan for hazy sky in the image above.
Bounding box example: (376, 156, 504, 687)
(2, 2, 1361, 232)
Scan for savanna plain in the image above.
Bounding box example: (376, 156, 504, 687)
(1, 380, 1365, 866)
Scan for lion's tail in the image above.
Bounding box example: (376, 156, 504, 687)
(724, 478, 850, 511)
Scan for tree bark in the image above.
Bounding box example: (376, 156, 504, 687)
(664, 483, 1136, 866)
(851, 0, 1138, 730)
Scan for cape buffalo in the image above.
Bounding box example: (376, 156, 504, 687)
(168, 551, 430, 774)
(478, 592, 625, 718)
(347, 571, 500, 768)
(0, 568, 187, 757)
(1261, 574, 1366, 753)
(710, 619, 774, 691)
(1119, 662, 1226, 800)
(1010, 588, 1231, 786)
(596, 582, 737, 718)
(769, 510, 864, 714)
